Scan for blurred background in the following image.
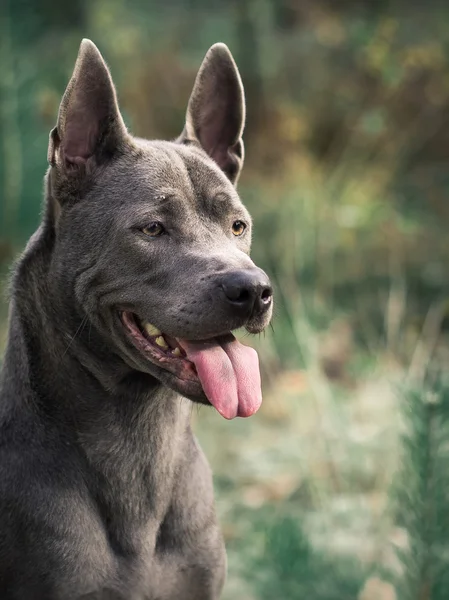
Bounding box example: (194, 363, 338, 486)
(2, 1, 449, 598)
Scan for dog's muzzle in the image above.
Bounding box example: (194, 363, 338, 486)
(218, 268, 273, 319)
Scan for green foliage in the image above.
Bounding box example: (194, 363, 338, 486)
(392, 376, 449, 600)
(246, 508, 366, 600)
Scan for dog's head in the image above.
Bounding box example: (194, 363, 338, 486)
(47, 39, 273, 419)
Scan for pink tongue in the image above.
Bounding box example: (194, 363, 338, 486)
(178, 334, 262, 419)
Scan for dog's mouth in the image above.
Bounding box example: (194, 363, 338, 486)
(120, 311, 262, 419)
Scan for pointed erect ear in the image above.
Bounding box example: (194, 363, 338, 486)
(48, 39, 127, 171)
(179, 43, 246, 184)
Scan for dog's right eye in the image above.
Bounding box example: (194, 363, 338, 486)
(142, 222, 165, 237)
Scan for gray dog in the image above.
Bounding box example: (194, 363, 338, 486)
(0, 39, 273, 599)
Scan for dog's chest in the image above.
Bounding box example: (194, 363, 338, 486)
(67, 417, 225, 599)
(56, 525, 221, 600)
(56, 461, 225, 600)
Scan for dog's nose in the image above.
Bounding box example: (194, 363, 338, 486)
(220, 269, 273, 315)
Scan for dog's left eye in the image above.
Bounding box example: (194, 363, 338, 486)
(142, 222, 165, 237)
(232, 220, 246, 236)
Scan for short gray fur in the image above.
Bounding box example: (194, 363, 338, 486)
(0, 39, 272, 599)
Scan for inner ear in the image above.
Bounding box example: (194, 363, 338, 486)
(179, 43, 246, 185)
(49, 39, 127, 172)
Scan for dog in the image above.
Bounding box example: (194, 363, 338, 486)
(0, 39, 273, 599)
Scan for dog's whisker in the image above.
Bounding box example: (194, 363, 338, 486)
(61, 315, 88, 359)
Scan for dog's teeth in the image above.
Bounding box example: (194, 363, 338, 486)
(144, 323, 161, 336)
(155, 336, 168, 349)
(172, 347, 182, 357)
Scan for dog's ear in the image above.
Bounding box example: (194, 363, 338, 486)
(179, 43, 245, 184)
(48, 39, 127, 172)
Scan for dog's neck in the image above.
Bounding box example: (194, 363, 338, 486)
(1, 223, 191, 517)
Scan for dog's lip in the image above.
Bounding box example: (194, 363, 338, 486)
(119, 311, 201, 384)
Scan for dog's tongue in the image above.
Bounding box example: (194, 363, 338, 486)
(178, 334, 262, 419)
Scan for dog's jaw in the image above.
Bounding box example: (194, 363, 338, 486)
(120, 310, 263, 419)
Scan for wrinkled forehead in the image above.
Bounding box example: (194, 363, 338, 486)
(130, 140, 242, 205)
